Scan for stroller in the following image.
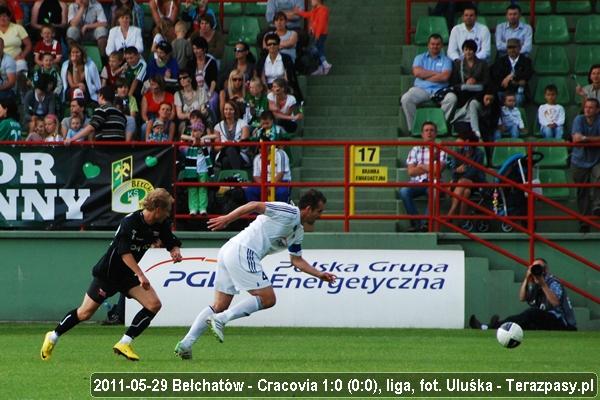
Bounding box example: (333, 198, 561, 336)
(470, 152, 544, 232)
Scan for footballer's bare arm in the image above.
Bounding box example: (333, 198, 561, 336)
(207, 202, 267, 231)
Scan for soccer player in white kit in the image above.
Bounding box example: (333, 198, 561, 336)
(175, 189, 336, 359)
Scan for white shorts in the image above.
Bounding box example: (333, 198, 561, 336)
(215, 240, 271, 295)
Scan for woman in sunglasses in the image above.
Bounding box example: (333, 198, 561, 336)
(219, 70, 246, 118)
(256, 33, 302, 102)
(174, 72, 212, 135)
(220, 41, 256, 89)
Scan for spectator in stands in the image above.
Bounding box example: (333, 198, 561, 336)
(141, 74, 174, 136)
(111, 0, 144, 29)
(43, 114, 62, 142)
(33, 25, 62, 67)
(447, 130, 485, 231)
(149, 0, 179, 26)
(0, 0, 23, 25)
(494, 92, 525, 140)
(67, 0, 108, 60)
(491, 38, 532, 106)
(146, 103, 175, 142)
(447, 4, 490, 62)
(106, 7, 144, 56)
(29, 0, 68, 41)
(219, 69, 246, 119)
(187, 36, 219, 115)
(249, 110, 286, 156)
(60, 98, 89, 137)
(399, 121, 447, 232)
(538, 84, 565, 140)
(470, 258, 577, 331)
(181, 0, 217, 32)
(113, 94, 137, 141)
(293, 0, 331, 75)
(101, 51, 125, 87)
(245, 77, 268, 130)
(22, 73, 56, 128)
(65, 114, 83, 141)
(147, 40, 179, 84)
(263, 11, 298, 64)
(175, 71, 211, 134)
(192, 15, 225, 62)
(400, 33, 456, 132)
(268, 77, 302, 133)
(66, 86, 127, 142)
(570, 98, 600, 233)
(475, 90, 501, 164)
(60, 42, 101, 103)
(32, 52, 62, 99)
(495, 4, 532, 57)
(221, 41, 256, 89)
(27, 117, 46, 141)
(0, 6, 32, 76)
(245, 143, 291, 203)
(151, 19, 175, 53)
(257, 33, 302, 101)
(179, 108, 216, 146)
(172, 20, 192, 71)
(123, 46, 147, 101)
(0, 98, 20, 140)
(576, 64, 600, 106)
(0, 38, 16, 101)
(214, 100, 251, 169)
(266, 0, 304, 31)
(180, 120, 212, 216)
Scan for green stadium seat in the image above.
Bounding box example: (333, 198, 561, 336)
(414, 17, 449, 45)
(533, 77, 570, 105)
(574, 46, 600, 74)
(533, 46, 570, 75)
(244, 2, 267, 15)
(491, 138, 525, 168)
(411, 108, 448, 136)
(478, 1, 510, 15)
(209, 2, 243, 15)
(217, 169, 250, 182)
(520, 1, 552, 14)
(534, 16, 569, 44)
(538, 169, 570, 199)
(534, 140, 568, 168)
(574, 15, 600, 44)
(226, 16, 261, 45)
(555, 1, 591, 14)
(84, 45, 102, 72)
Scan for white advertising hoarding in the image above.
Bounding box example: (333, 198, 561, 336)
(126, 248, 465, 328)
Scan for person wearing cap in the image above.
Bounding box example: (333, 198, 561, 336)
(67, 0, 109, 59)
(147, 40, 179, 84)
(490, 38, 532, 106)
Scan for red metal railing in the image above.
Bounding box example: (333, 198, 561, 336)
(405, 0, 537, 45)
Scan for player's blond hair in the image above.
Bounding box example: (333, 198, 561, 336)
(142, 188, 174, 211)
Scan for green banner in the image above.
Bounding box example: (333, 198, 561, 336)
(90, 372, 597, 398)
(0, 145, 174, 229)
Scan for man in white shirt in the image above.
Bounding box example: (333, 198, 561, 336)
(174, 189, 336, 359)
(245, 146, 292, 202)
(447, 5, 490, 62)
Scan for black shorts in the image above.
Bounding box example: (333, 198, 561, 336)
(86, 275, 140, 304)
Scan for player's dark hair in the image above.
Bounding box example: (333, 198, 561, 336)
(299, 189, 326, 210)
(99, 86, 116, 103)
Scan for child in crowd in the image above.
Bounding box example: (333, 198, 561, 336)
(115, 78, 139, 119)
(33, 25, 62, 67)
(537, 84, 565, 140)
(181, 120, 212, 216)
(65, 115, 84, 141)
(101, 52, 126, 88)
(293, 0, 331, 75)
(146, 103, 175, 142)
(171, 20, 193, 70)
(245, 77, 268, 129)
(26, 117, 46, 141)
(43, 114, 62, 142)
(251, 110, 286, 142)
(123, 46, 147, 101)
(23, 74, 56, 128)
(31, 53, 62, 98)
(494, 92, 525, 140)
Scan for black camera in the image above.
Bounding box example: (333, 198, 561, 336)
(530, 263, 545, 276)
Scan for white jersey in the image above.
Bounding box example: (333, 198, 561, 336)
(230, 202, 303, 259)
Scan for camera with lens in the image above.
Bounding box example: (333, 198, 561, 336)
(530, 263, 545, 276)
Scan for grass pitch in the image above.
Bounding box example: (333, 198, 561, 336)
(1, 323, 598, 399)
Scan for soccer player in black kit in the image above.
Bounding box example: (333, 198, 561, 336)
(40, 188, 183, 361)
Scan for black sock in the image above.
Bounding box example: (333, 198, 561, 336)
(125, 308, 156, 339)
(54, 309, 80, 336)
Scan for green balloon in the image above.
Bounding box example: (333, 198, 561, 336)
(82, 162, 101, 179)
(145, 156, 158, 167)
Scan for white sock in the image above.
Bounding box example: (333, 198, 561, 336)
(119, 335, 133, 345)
(49, 331, 59, 343)
(181, 306, 215, 348)
(217, 296, 262, 324)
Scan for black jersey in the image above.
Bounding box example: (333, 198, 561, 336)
(92, 210, 181, 281)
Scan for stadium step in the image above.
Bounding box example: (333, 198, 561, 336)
(303, 126, 399, 138)
(316, 220, 400, 233)
(308, 74, 404, 87)
(304, 116, 399, 128)
(308, 95, 400, 107)
(303, 105, 399, 117)
(308, 85, 401, 97)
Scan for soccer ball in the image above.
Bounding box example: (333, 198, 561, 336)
(496, 322, 523, 348)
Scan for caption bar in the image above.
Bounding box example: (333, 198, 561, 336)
(91, 372, 597, 398)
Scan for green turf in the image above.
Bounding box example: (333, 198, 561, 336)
(1, 324, 598, 399)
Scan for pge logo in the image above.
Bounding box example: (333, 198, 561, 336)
(142, 256, 218, 288)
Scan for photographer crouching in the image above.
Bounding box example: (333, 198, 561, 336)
(470, 258, 577, 331)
